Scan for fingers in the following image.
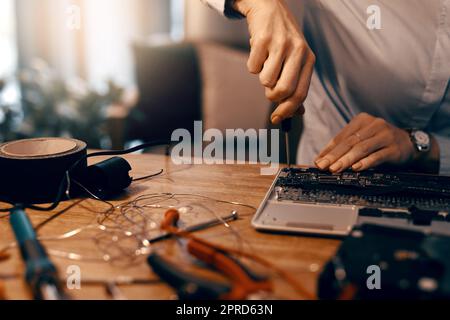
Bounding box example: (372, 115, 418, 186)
(318, 113, 372, 158)
(352, 148, 396, 171)
(270, 54, 314, 124)
(328, 135, 386, 172)
(315, 114, 390, 171)
(266, 43, 305, 101)
(259, 47, 285, 88)
(244, 2, 315, 123)
(248, 36, 270, 74)
(315, 113, 405, 172)
(315, 134, 364, 170)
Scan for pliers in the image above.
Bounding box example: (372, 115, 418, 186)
(147, 209, 273, 300)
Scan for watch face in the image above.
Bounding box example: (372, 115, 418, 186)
(414, 131, 430, 145)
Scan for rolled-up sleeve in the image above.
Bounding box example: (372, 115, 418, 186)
(434, 134, 450, 175)
(201, 0, 225, 14)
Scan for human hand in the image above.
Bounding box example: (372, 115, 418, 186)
(234, 0, 315, 124)
(315, 113, 420, 173)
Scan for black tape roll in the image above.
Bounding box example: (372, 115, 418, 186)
(0, 138, 87, 204)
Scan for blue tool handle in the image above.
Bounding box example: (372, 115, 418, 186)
(10, 207, 66, 300)
(147, 253, 231, 300)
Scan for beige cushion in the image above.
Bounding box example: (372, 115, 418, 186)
(197, 43, 270, 132)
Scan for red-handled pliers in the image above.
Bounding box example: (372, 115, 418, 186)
(147, 209, 273, 300)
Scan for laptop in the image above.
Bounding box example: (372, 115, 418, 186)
(252, 168, 450, 237)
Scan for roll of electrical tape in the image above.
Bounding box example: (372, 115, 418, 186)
(0, 138, 88, 204)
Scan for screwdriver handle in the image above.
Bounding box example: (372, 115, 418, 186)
(10, 207, 66, 300)
(281, 118, 292, 133)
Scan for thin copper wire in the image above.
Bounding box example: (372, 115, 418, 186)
(1, 189, 258, 267)
(0, 183, 315, 299)
(132, 169, 164, 182)
(35, 199, 86, 231)
(58, 184, 315, 299)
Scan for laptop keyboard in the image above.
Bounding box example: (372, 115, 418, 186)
(275, 168, 450, 212)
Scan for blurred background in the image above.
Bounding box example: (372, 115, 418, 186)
(0, 0, 302, 162)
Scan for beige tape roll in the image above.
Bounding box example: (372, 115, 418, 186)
(0, 137, 87, 204)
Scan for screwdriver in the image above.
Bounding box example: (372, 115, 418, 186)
(281, 118, 292, 168)
(9, 206, 66, 300)
(149, 211, 239, 244)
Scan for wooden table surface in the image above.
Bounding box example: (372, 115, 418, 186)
(0, 153, 341, 300)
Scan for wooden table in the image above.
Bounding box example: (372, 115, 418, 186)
(0, 153, 341, 300)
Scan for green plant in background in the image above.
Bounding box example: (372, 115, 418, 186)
(0, 79, 22, 142)
(0, 60, 126, 148)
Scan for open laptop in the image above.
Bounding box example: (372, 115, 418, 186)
(252, 168, 450, 237)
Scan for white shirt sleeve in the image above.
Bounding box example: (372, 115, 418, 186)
(200, 0, 226, 15)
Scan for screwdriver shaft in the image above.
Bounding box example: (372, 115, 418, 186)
(281, 119, 292, 168)
(149, 211, 239, 244)
(285, 132, 291, 168)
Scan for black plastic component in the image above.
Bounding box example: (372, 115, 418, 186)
(410, 206, 437, 226)
(147, 253, 231, 300)
(281, 118, 292, 132)
(80, 157, 132, 197)
(318, 224, 450, 300)
(359, 208, 383, 217)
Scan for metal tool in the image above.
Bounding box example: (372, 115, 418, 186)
(79, 277, 162, 300)
(148, 211, 239, 244)
(105, 282, 128, 300)
(147, 209, 273, 300)
(282, 118, 292, 167)
(80, 276, 161, 286)
(9, 206, 66, 300)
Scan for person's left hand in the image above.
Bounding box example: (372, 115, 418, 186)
(315, 113, 418, 173)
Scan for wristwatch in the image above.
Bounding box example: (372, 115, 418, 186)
(409, 129, 431, 153)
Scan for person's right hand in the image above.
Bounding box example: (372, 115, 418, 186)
(234, 0, 315, 124)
